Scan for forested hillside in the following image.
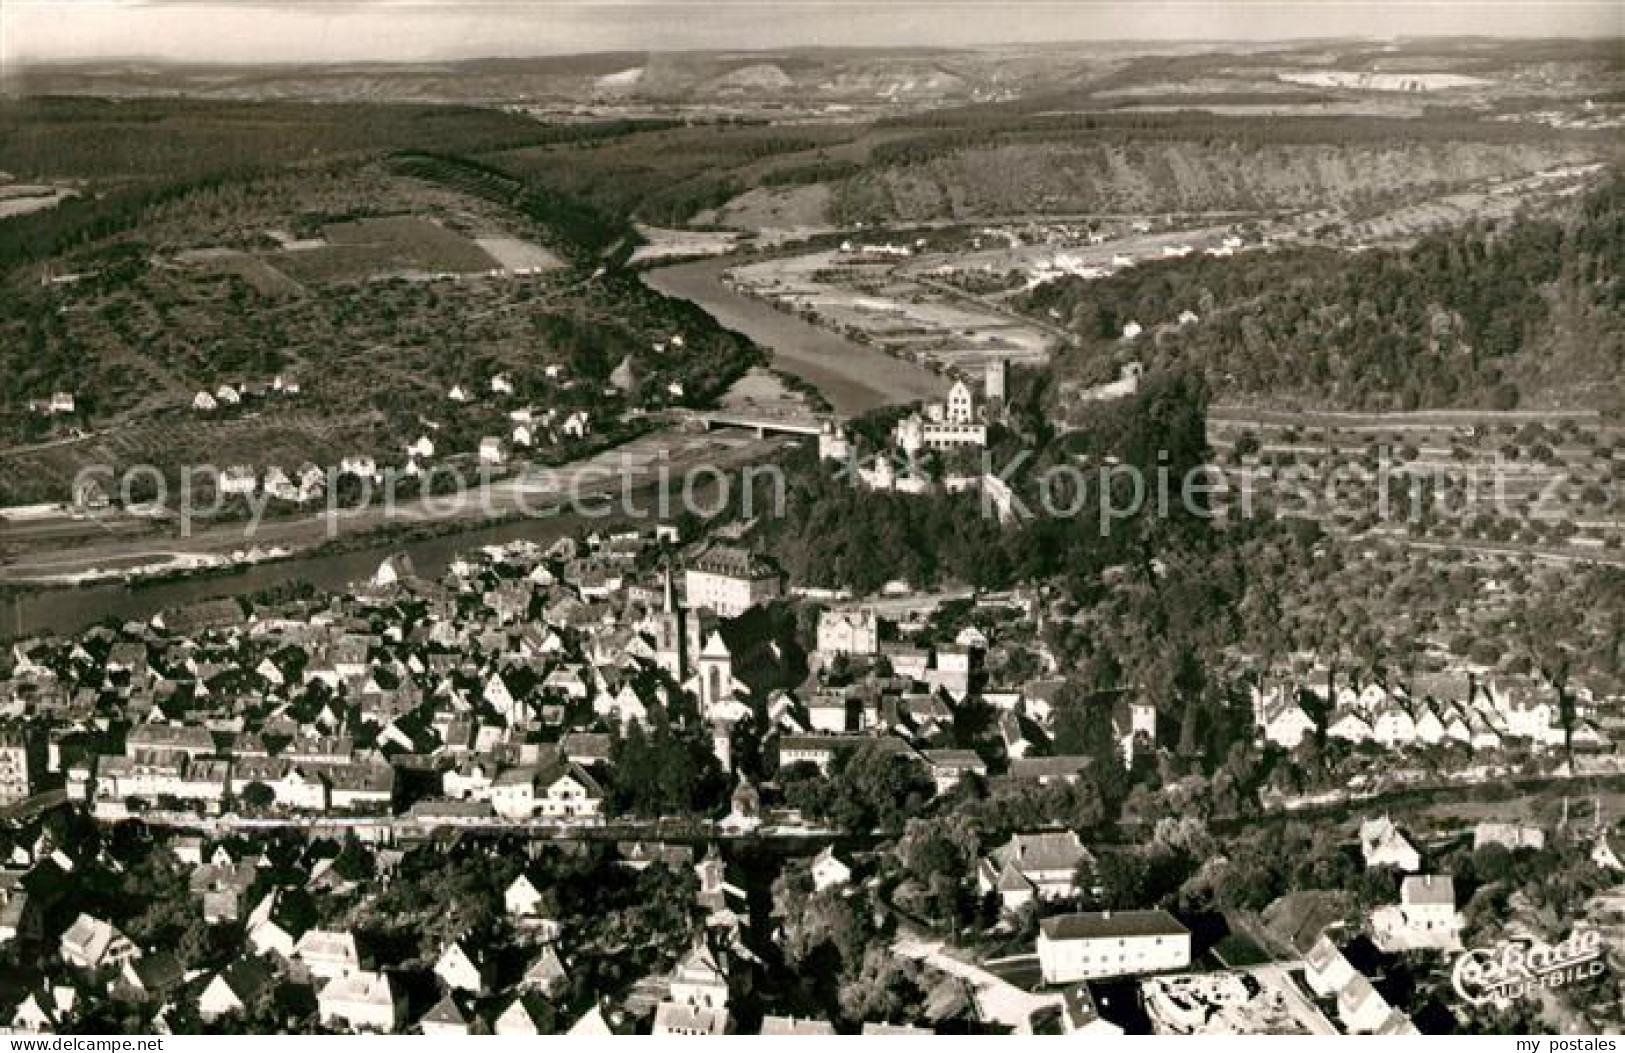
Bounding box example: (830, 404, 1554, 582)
(830, 133, 1604, 224)
(759, 370, 1213, 595)
(1025, 169, 1625, 412)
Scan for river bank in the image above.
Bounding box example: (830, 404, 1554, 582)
(642, 256, 944, 416)
(1, 252, 945, 641)
(0, 430, 778, 640)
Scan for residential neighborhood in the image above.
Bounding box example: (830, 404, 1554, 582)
(0, 1, 1620, 1040)
(0, 511, 1616, 1035)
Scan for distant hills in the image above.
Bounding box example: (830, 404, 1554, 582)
(5, 48, 1003, 108)
(9, 37, 1613, 110)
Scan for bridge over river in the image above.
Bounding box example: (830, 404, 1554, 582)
(683, 407, 828, 438)
(1, 254, 941, 641)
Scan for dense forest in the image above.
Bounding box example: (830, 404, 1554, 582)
(756, 353, 1625, 788)
(869, 111, 1603, 161)
(759, 369, 1213, 595)
(1026, 170, 1625, 412)
(0, 98, 564, 278)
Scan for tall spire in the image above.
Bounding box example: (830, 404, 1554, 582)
(663, 559, 678, 614)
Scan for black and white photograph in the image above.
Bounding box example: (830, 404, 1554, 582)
(0, 0, 1620, 1038)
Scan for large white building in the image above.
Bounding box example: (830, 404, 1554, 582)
(1371, 874, 1463, 952)
(896, 415, 988, 454)
(488, 761, 603, 821)
(894, 378, 989, 453)
(684, 546, 784, 617)
(1037, 910, 1191, 983)
(816, 609, 879, 657)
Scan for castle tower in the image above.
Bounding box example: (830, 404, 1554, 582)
(711, 717, 735, 772)
(985, 358, 1007, 404)
(945, 379, 975, 424)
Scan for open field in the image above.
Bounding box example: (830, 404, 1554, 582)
(629, 224, 742, 263)
(0, 183, 80, 218)
(726, 247, 1058, 377)
(273, 215, 501, 282)
(472, 234, 565, 274)
(175, 247, 307, 297)
(1278, 71, 1492, 92)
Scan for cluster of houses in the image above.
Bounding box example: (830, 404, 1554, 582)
(0, 805, 962, 1036)
(1265, 806, 1622, 1036)
(0, 820, 616, 1035)
(11, 788, 1598, 1037)
(216, 463, 331, 504)
(180, 367, 604, 506)
(1, 796, 1538, 1036)
(1348, 816, 1468, 953)
(1302, 934, 1421, 1036)
(191, 375, 300, 414)
(26, 392, 77, 417)
(447, 368, 615, 469)
(0, 527, 783, 825)
(4, 497, 1618, 1034)
(0, 511, 1144, 837)
(1252, 671, 1611, 754)
(455, 374, 592, 468)
(0, 519, 1070, 837)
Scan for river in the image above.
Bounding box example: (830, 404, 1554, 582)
(3, 505, 646, 640)
(641, 256, 944, 416)
(2, 253, 940, 641)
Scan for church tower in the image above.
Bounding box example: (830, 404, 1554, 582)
(697, 631, 733, 713)
(652, 560, 689, 680)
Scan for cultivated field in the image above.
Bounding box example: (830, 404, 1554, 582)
(1208, 408, 1625, 560)
(273, 216, 501, 282)
(0, 142, 759, 503)
(727, 246, 1058, 377)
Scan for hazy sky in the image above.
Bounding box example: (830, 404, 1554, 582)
(3, 0, 1619, 67)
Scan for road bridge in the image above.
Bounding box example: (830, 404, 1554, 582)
(684, 408, 832, 439)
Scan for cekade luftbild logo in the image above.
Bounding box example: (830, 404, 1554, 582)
(1451, 929, 1606, 1007)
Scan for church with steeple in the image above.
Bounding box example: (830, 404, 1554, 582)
(644, 560, 708, 682)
